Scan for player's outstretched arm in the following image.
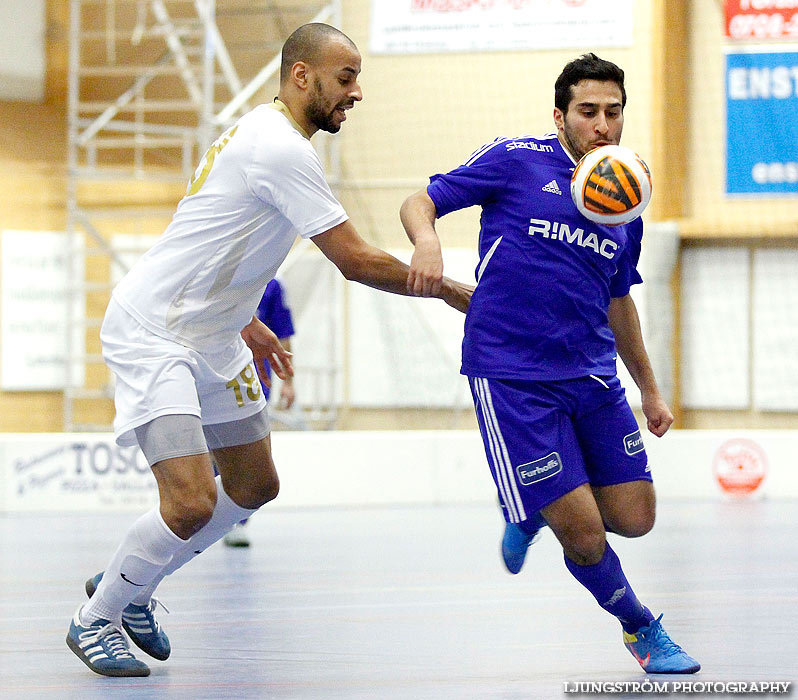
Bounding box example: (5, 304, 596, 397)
(608, 294, 673, 437)
(240, 316, 294, 387)
(400, 190, 444, 298)
(311, 219, 472, 313)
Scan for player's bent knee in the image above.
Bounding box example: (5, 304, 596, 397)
(183, 495, 216, 531)
(265, 475, 280, 503)
(251, 474, 280, 508)
(614, 498, 656, 538)
(163, 488, 217, 539)
(597, 482, 656, 538)
(225, 471, 279, 510)
(165, 510, 213, 539)
(561, 529, 607, 566)
(620, 510, 655, 538)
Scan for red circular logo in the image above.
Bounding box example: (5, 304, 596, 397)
(712, 438, 768, 495)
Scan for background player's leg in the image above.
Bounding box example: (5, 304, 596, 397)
(223, 520, 251, 547)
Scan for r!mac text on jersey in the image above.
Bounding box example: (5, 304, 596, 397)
(527, 218, 619, 259)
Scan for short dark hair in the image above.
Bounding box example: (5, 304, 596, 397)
(554, 53, 626, 113)
(280, 23, 356, 84)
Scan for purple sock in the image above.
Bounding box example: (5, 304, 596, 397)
(564, 542, 654, 633)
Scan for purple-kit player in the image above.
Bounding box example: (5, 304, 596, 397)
(255, 278, 296, 406)
(400, 54, 699, 674)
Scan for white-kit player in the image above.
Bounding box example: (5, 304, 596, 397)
(66, 22, 472, 677)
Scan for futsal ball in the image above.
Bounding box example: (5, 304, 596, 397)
(570, 145, 652, 226)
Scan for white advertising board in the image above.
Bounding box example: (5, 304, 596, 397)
(0, 0, 45, 101)
(1, 430, 797, 513)
(1, 230, 86, 390)
(370, 0, 634, 55)
(1, 435, 157, 513)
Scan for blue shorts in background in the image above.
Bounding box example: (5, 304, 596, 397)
(468, 374, 650, 525)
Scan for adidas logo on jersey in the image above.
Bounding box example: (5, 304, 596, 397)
(541, 179, 562, 195)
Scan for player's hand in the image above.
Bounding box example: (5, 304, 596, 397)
(408, 239, 444, 297)
(439, 278, 474, 314)
(642, 392, 673, 437)
(240, 317, 293, 387)
(279, 380, 296, 410)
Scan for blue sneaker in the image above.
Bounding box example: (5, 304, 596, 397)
(623, 614, 701, 674)
(86, 572, 171, 661)
(501, 521, 542, 574)
(66, 607, 150, 677)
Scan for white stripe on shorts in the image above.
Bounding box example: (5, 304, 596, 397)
(473, 378, 517, 521)
(472, 378, 515, 519)
(473, 377, 527, 523)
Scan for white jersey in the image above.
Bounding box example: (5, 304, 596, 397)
(112, 101, 348, 352)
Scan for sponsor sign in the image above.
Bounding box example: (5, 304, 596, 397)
(369, 0, 634, 55)
(1, 230, 86, 390)
(2, 436, 158, 512)
(516, 451, 562, 485)
(712, 437, 768, 496)
(0, 0, 46, 100)
(725, 0, 798, 41)
(725, 49, 798, 195)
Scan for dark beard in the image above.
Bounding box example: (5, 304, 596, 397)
(561, 125, 585, 161)
(306, 79, 340, 134)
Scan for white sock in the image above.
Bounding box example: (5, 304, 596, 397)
(82, 508, 185, 624)
(132, 476, 258, 605)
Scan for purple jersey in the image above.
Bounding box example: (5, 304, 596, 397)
(255, 278, 295, 395)
(427, 134, 643, 381)
(256, 278, 295, 340)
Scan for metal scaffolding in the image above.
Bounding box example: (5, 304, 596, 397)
(65, 0, 340, 431)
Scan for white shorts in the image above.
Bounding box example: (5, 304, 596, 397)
(101, 298, 268, 447)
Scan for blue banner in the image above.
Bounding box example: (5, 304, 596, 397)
(726, 50, 798, 195)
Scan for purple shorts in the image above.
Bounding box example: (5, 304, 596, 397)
(468, 374, 650, 524)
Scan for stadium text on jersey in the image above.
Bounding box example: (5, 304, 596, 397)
(505, 140, 555, 152)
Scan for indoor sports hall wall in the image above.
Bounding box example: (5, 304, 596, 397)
(678, 0, 798, 428)
(1, 1, 797, 433)
(0, 429, 794, 512)
(336, 0, 655, 250)
(334, 0, 798, 429)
